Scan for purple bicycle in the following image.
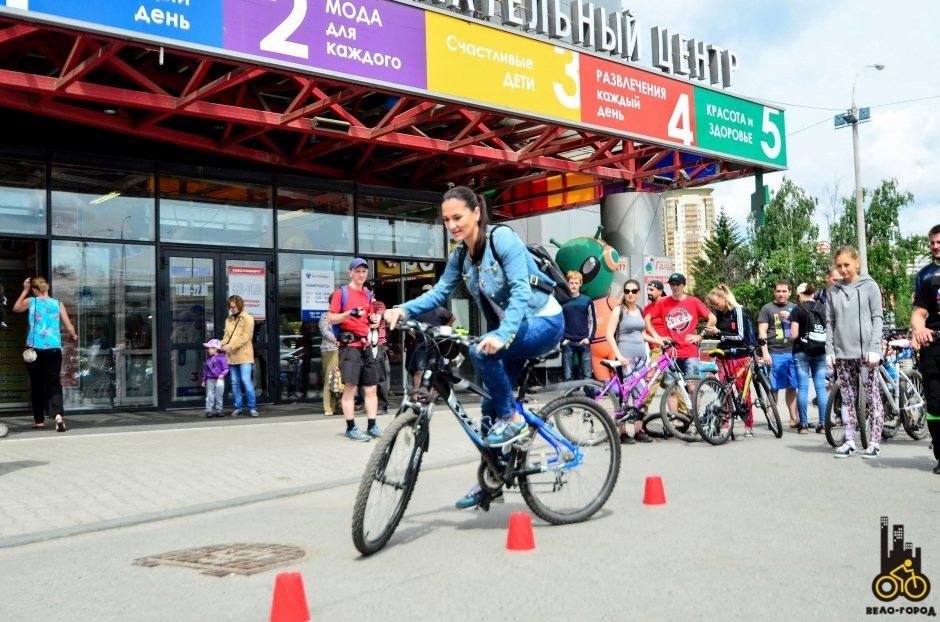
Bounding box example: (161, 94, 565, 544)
(561, 341, 701, 442)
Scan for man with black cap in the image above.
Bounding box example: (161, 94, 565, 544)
(329, 258, 383, 442)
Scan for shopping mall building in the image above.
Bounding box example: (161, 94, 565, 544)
(0, 0, 786, 413)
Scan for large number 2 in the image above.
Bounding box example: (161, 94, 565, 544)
(760, 108, 782, 160)
(667, 93, 693, 145)
(260, 0, 309, 59)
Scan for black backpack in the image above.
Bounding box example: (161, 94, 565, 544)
(798, 301, 827, 356)
(458, 224, 572, 305)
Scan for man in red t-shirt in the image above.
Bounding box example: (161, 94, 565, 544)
(329, 258, 383, 442)
(646, 273, 715, 382)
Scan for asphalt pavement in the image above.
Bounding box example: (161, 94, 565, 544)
(0, 396, 938, 621)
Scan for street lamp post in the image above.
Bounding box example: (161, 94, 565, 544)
(849, 63, 884, 275)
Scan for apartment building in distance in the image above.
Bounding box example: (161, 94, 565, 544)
(662, 188, 717, 291)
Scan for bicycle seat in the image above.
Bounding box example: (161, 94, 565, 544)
(529, 348, 560, 365)
(887, 339, 911, 348)
(707, 347, 748, 360)
(600, 359, 622, 371)
(706, 348, 726, 358)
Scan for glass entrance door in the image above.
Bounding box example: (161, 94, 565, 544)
(159, 251, 274, 408)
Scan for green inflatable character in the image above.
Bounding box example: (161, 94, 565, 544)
(550, 226, 622, 299)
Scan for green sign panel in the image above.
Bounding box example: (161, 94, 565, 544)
(694, 88, 787, 167)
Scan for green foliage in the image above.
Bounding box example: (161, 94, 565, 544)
(690, 208, 751, 298)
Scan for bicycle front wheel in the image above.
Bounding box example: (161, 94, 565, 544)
(352, 411, 425, 556)
(824, 380, 845, 447)
(752, 371, 783, 438)
(900, 371, 928, 440)
(519, 396, 620, 525)
(693, 378, 734, 445)
(659, 381, 699, 442)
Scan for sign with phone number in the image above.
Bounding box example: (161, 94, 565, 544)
(3, 0, 786, 167)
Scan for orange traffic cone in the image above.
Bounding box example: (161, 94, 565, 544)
(270, 572, 310, 622)
(506, 512, 536, 551)
(642, 475, 667, 505)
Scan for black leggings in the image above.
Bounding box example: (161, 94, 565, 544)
(920, 349, 940, 461)
(25, 348, 64, 424)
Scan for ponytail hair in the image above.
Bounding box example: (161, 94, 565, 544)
(707, 283, 740, 309)
(443, 185, 489, 258)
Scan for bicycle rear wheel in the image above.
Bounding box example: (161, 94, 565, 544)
(561, 379, 618, 420)
(693, 378, 734, 445)
(900, 371, 928, 440)
(752, 371, 783, 438)
(352, 411, 425, 556)
(659, 381, 699, 442)
(519, 396, 620, 525)
(824, 380, 845, 447)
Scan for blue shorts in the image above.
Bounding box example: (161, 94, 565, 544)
(769, 352, 797, 390)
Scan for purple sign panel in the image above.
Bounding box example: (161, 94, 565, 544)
(224, 0, 427, 89)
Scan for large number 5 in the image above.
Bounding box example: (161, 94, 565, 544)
(760, 108, 782, 160)
(667, 94, 693, 145)
(261, 0, 309, 59)
(552, 48, 580, 110)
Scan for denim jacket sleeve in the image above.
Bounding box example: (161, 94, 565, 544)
(487, 225, 533, 345)
(399, 244, 465, 319)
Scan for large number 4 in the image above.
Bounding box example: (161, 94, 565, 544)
(261, 0, 309, 59)
(667, 94, 693, 146)
(760, 108, 782, 160)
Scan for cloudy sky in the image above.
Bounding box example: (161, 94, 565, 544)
(621, 0, 938, 239)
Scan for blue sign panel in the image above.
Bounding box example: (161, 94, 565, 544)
(7, 0, 224, 47)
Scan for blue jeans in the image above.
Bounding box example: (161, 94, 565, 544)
(794, 351, 827, 427)
(229, 363, 256, 410)
(664, 356, 700, 386)
(561, 342, 592, 382)
(469, 313, 564, 433)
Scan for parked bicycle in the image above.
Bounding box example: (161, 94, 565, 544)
(693, 341, 783, 445)
(351, 320, 621, 556)
(559, 340, 699, 442)
(824, 337, 927, 447)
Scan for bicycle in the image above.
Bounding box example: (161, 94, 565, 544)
(351, 321, 621, 556)
(558, 340, 699, 442)
(693, 342, 783, 445)
(824, 341, 927, 447)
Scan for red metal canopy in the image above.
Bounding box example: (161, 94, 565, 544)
(0, 17, 762, 217)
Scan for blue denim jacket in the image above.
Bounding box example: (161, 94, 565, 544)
(400, 225, 554, 345)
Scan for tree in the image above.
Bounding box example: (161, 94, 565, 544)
(690, 208, 751, 297)
(747, 178, 828, 309)
(829, 179, 927, 327)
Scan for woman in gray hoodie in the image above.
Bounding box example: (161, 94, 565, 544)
(826, 246, 884, 458)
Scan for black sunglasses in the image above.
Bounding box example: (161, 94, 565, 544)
(623, 288, 639, 294)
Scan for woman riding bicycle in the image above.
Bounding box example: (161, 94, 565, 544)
(703, 284, 755, 436)
(828, 246, 885, 459)
(605, 279, 666, 444)
(384, 186, 564, 510)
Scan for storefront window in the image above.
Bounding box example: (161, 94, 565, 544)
(0, 158, 46, 236)
(277, 253, 351, 400)
(52, 241, 156, 409)
(277, 187, 354, 253)
(159, 174, 273, 247)
(357, 195, 444, 258)
(51, 164, 155, 241)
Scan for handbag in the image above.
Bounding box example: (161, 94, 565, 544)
(328, 364, 345, 394)
(23, 298, 37, 362)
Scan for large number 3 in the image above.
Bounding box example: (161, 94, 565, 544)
(551, 48, 579, 110)
(261, 0, 309, 59)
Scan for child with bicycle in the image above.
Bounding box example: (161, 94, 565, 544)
(606, 279, 666, 443)
(703, 284, 755, 436)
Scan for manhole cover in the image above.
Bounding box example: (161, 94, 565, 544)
(134, 543, 306, 577)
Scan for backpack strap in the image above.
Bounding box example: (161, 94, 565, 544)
(486, 224, 555, 294)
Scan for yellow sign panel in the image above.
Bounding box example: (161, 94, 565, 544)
(426, 12, 580, 122)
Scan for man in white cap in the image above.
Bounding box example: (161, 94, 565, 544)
(329, 258, 383, 442)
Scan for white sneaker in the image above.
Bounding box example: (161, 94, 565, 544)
(861, 443, 880, 459)
(834, 442, 857, 458)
